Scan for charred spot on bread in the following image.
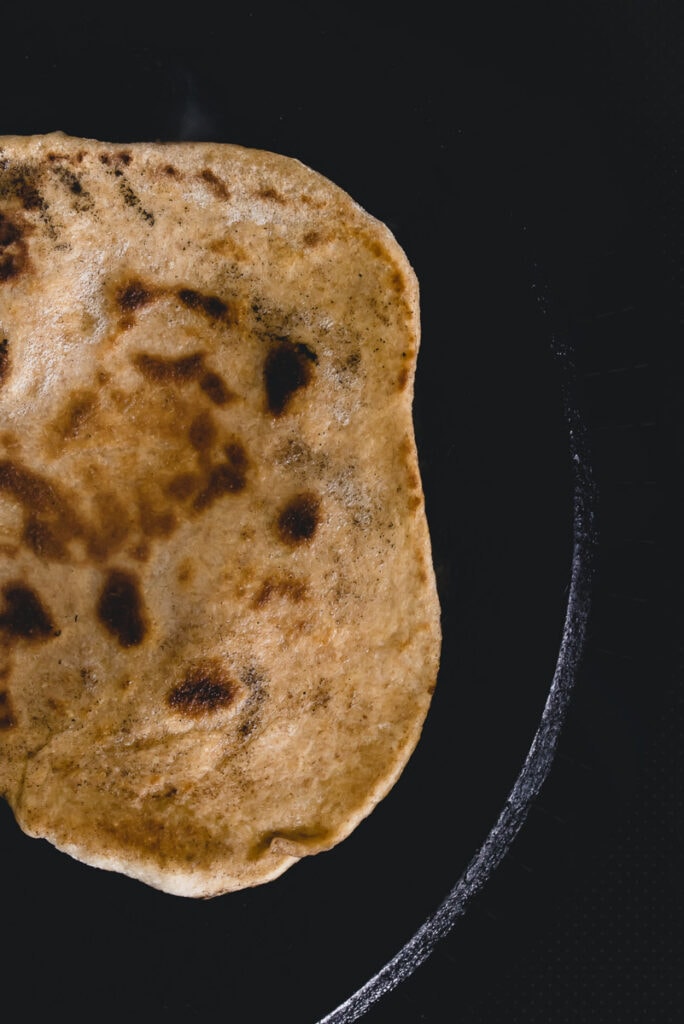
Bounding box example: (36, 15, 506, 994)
(199, 371, 233, 405)
(0, 582, 55, 640)
(264, 340, 317, 416)
(177, 288, 232, 323)
(277, 492, 321, 544)
(96, 569, 147, 648)
(199, 168, 230, 200)
(167, 666, 237, 716)
(192, 456, 248, 511)
(117, 280, 156, 313)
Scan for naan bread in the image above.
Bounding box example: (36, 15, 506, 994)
(0, 132, 441, 897)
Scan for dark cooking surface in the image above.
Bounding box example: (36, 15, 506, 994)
(2, 4, 681, 1022)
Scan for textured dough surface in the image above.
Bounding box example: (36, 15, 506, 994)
(0, 132, 441, 897)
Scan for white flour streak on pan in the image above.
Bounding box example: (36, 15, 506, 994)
(316, 270, 597, 1024)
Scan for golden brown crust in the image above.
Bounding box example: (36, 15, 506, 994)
(0, 132, 441, 897)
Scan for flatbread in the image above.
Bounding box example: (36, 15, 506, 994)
(0, 132, 441, 897)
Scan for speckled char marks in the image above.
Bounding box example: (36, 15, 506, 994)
(0, 133, 441, 898)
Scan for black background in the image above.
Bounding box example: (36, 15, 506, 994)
(1, 3, 681, 1021)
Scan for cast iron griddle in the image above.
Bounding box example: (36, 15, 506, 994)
(0, 134, 584, 1020)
